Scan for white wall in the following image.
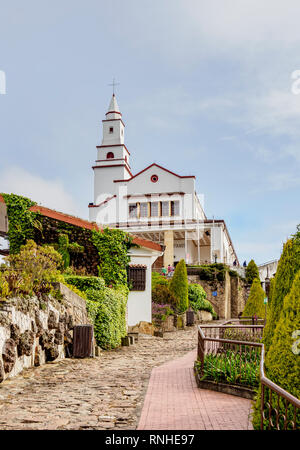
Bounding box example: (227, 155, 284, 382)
(127, 247, 161, 327)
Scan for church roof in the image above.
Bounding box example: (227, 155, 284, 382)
(114, 163, 195, 183)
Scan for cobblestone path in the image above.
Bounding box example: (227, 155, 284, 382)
(138, 350, 253, 430)
(0, 327, 197, 430)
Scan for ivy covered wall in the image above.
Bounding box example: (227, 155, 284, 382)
(1, 193, 134, 277)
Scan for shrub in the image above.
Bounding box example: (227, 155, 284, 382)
(169, 259, 189, 313)
(65, 275, 128, 349)
(263, 231, 300, 352)
(152, 272, 169, 290)
(152, 303, 174, 326)
(242, 278, 265, 318)
(245, 259, 260, 285)
(188, 283, 206, 309)
(0, 240, 63, 298)
(152, 284, 176, 306)
(92, 285, 128, 350)
(188, 284, 216, 317)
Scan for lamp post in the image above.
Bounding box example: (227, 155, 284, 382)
(264, 276, 270, 325)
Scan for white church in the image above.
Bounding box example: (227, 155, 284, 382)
(89, 94, 239, 269)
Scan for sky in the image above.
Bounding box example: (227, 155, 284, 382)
(0, 0, 300, 264)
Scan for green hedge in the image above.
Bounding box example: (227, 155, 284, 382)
(187, 263, 227, 282)
(65, 275, 128, 349)
(64, 275, 105, 292)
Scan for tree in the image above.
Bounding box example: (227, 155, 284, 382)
(265, 270, 300, 401)
(245, 259, 260, 285)
(169, 259, 189, 313)
(152, 284, 176, 306)
(242, 278, 265, 318)
(263, 234, 300, 352)
(252, 271, 300, 429)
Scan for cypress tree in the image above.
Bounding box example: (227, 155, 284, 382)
(245, 259, 260, 285)
(252, 271, 300, 429)
(263, 234, 300, 352)
(242, 278, 265, 318)
(169, 259, 189, 313)
(265, 270, 300, 398)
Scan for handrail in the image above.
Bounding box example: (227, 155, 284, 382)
(259, 344, 300, 409)
(198, 324, 300, 429)
(203, 336, 262, 347)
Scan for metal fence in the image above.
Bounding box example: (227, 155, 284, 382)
(197, 323, 300, 430)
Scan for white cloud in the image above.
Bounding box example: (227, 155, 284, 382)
(0, 166, 80, 217)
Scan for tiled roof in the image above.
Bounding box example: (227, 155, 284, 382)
(0, 195, 162, 252)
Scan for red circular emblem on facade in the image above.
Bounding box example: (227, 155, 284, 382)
(151, 174, 158, 183)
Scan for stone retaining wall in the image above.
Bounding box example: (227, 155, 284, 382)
(0, 283, 90, 384)
(187, 273, 248, 319)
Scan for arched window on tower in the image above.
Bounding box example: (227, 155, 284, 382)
(107, 152, 114, 159)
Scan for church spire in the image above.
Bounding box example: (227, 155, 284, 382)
(106, 94, 122, 120)
(107, 94, 120, 114)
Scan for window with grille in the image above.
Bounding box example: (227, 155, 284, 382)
(129, 203, 138, 218)
(161, 201, 170, 216)
(171, 201, 180, 216)
(140, 202, 148, 217)
(150, 202, 159, 217)
(127, 266, 146, 291)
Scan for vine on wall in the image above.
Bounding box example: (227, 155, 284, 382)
(91, 228, 133, 286)
(1, 193, 41, 254)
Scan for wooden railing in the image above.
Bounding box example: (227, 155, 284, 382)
(197, 324, 300, 430)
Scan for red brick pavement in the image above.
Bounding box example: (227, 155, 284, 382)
(137, 349, 254, 430)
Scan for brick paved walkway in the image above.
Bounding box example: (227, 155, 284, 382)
(138, 349, 253, 430)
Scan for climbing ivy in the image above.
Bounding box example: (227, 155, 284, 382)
(65, 275, 128, 349)
(55, 233, 84, 269)
(91, 228, 133, 286)
(1, 193, 41, 254)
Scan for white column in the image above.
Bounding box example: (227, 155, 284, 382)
(197, 223, 200, 264)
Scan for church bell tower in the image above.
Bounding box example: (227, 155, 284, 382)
(90, 94, 132, 211)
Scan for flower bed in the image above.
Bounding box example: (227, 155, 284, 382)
(195, 348, 260, 389)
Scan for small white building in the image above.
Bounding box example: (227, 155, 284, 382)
(89, 94, 239, 269)
(258, 260, 278, 291)
(127, 242, 162, 327)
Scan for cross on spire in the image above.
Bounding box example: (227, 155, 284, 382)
(108, 78, 120, 95)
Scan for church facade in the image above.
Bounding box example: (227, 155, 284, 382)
(89, 94, 239, 268)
